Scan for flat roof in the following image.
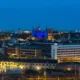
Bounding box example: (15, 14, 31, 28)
(0, 58, 58, 63)
(58, 62, 80, 65)
(7, 45, 41, 49)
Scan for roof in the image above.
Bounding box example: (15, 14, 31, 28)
(0, 58, 57, 63)
(7, 44, 41, 49)
(20, 46, 40, 49)
(57, 62, 80, 65)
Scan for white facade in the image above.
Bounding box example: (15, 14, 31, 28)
(0, 47, 4, 55)
(51, 44, 80, 59)
(51, 43, 57, 59)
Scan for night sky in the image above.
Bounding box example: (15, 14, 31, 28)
(0, 0, 80, 30)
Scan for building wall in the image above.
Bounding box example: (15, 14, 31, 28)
(51, 44, 80, 62)
(51, 44, 57, 59)
(48, 32, 54, 40)
(0, 36, 11, 41)
(56, 63, 80, 71)
(0, 61, 56, 73)
(0, 47, 5, 55)
(7, 46, 43, 59)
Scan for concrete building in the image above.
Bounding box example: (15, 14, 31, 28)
(51, 43, 80, 62)
(56, 62, 80, 71)
(3, 39, 43, 59)
(6, 45, 43, 59)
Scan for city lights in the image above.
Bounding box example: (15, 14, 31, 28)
(0, 27, 80, 79)
(36, 66, 41, 71)
(19, 65, 24, 70)
(67, 67, 71, 71)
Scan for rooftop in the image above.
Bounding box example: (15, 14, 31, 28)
(0, 58, 57, 63)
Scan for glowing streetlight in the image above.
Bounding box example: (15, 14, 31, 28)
(67, 67, 71, 71)
(20, 65, 24, 70)
(36, 66, 41, 80)
(36, 66, 41, 71)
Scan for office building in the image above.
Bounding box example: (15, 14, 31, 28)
(51, 43, 80, 62)
(6, 45, 43, 59)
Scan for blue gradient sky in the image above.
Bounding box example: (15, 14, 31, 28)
(0, 0, 80, 30)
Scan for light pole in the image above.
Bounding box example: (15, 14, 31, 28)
(1, 70, 4, 80)
(36, 66, 41, 80)
(75, 63, 76, 78)
(79, 67, 80, 79)
(44, 68, 46, 80)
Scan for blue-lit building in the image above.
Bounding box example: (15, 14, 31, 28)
(32, 27, 48, 40)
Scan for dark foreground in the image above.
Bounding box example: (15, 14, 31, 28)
(0, 74, 80, 80)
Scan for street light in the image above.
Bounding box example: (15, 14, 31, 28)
(67, 67, 71, 71)
(20, 65, 24, 70)
(44, 70, 46, 80)
(36, 66, 41, 71)
(36, 66, 41, 80)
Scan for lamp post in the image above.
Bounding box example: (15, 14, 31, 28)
(43, 68, 46, 80)
(1, 70, 4, 80)
(36, 66, 41, 80)
(75, 63, 76, 78)
(79, 67, 80, 79)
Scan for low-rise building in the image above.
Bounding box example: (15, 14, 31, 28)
(0, 58, 57, 73)
(56, 62, 80, 71)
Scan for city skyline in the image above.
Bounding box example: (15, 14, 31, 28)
(0, 1, 80, 79)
